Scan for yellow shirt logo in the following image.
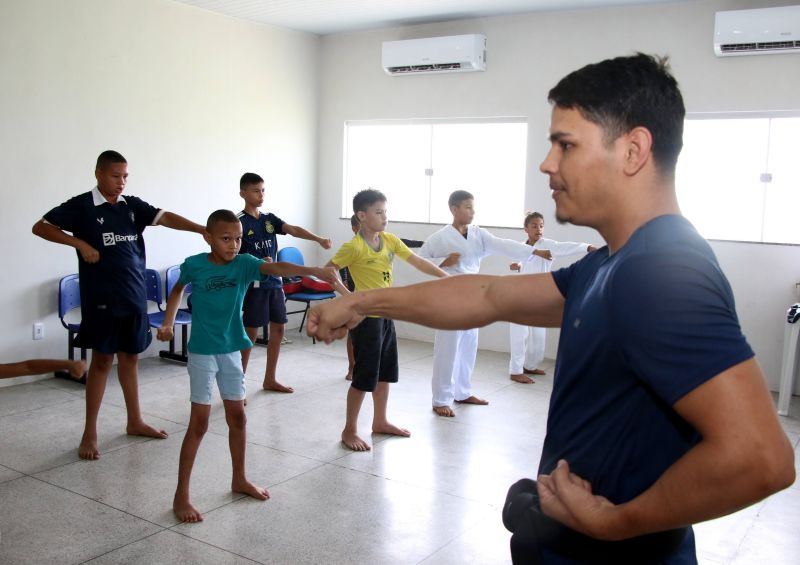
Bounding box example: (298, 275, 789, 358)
(265, 222, 275, 234)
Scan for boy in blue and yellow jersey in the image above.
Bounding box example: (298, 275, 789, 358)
(237, 172, 332, 393)
(326, 189, 447, 451)
(157, 210, 339, 523)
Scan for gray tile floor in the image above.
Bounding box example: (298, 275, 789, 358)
(0, 335, 798, 564)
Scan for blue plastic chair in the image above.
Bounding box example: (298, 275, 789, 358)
(146, 267, 192, 363)
(277, 247, 336, 336)
(56, 273, 87, 383)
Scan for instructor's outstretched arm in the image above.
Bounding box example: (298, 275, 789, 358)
(307, 272, 564, 344)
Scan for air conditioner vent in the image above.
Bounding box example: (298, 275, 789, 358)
(719, 41, 800, 53)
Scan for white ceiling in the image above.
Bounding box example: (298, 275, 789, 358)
(169, 0, 678, 35)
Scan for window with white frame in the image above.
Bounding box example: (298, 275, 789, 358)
(676, 115, 800, 245)
(342, 119, 528, 227)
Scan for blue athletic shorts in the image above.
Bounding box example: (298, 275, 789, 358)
(74, 309, 151, 354)
(187, 352, 246, 404)
(242, 286, 288, 328)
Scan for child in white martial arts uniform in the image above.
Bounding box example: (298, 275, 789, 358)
(419, 190, 534, 417)
(508, 211, 595, 383)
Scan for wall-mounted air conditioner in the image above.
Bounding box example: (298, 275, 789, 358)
(381, 34, 486, 75)
(714, 5, 800, 56)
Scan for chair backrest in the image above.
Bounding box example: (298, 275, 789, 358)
(58, 274, 81, 328)
(165, 264, 192, 299)
(277, 246, 304, 266)
(145, 269, 163, 307)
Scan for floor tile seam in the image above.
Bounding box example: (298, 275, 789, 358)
(198, 429, 334, 464)
(33, 380, 91, 395)
(162, 529, 265, 564)
(24, 436, 171, 476)
(76, 529, 170, 564)
(399, 353, 435, 364)
(0, 396, 85, 419)
(260, 460, 331, 490)
(722, 515, 759, 564)
(323, 459, 503, 508)
(21, 473, 170, 530)
(413, 512, 507, 565)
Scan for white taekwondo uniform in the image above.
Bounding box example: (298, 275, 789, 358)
(419, 224, 532, 407)
(508, 238, 590, 375)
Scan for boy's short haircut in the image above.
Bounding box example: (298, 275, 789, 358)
(240, 172, 264, 190)
(524, 211, 545, 227)
(96, 150, 127, 170)
(353, 188, 386, 214)
(206, 209, 239, 231)
(350, 214, 360, 229)
(448, 190, 474, 209)
(547, 53, 685, 174)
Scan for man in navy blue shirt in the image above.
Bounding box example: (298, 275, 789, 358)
(305, 54, 795, 564)
(33, 150, 205, 461)
(237, 172, 332, 393)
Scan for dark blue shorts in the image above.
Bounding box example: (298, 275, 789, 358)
(74, 309, 152, 354)
(349, 317, 399, 392)
(242, 286, 288, 328)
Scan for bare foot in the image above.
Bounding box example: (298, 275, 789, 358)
(455, 395, 489, 405)
(510, 373, 535, 384)
(373, 422, 411, 437)
(432, 405, 455, 417)
(78, 434, 100, 460)
(232, 478, 270, 501)
(173, 493, 203, 523)
(263, 380, 294, 393)
(524, 368, 546, 375)
(127, 421, 169, 439)
(342, 430, 371, 451)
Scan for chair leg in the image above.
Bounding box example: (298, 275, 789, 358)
(56, 331, 87, 384)
(299, 305, 309, 332)
(256, 324, 269, 346)
(159, 325, 189, 364)
(180, 325, 188, 359)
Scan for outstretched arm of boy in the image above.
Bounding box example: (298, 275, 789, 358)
(0, 358, 86, 379)
(157, 212, 206, 235)
(32, 219, 100, 263)
(157, 282, 186, 342)
(282, 224, 332, 250)
(405, 253, 449, 278)
(260, 261, 346, 293)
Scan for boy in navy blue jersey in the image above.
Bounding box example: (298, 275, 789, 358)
(32, 150, 206, 461)
(157, 209, 340, 522)
(237, 172, 332, 393)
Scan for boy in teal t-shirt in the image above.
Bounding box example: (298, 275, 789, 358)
(157, 209, 340, 523)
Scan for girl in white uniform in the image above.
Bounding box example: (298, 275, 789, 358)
(419, 191, 533, 416)
(508, 211, 594, 383)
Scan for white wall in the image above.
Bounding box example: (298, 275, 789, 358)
(0, 0, 320, 383)
(316, 0, 800, 391)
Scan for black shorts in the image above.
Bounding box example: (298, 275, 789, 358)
(74, 309, 152, 355)
(349, 317, 398, 392)
(242, 286, 288, 328)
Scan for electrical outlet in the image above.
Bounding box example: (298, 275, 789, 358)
(33, 322, 44, 340)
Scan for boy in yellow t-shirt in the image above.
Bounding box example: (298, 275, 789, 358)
(326, 189, 447, 451)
